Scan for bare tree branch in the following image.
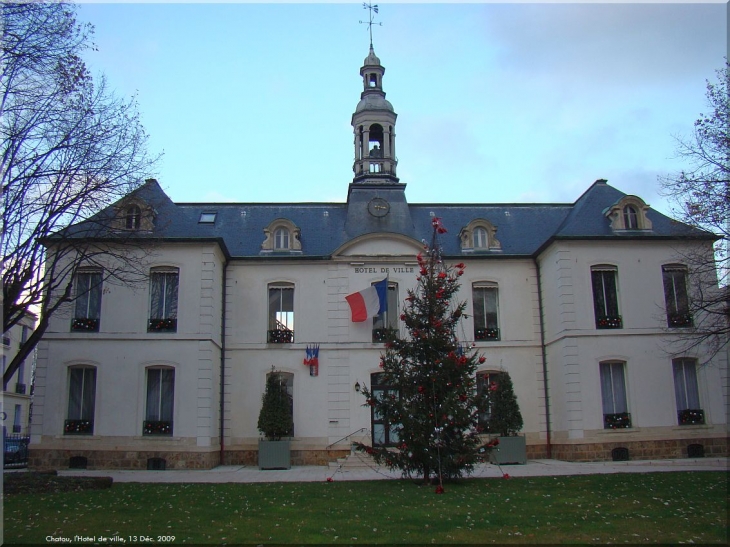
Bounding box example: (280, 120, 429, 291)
(2, 2, 161, 387)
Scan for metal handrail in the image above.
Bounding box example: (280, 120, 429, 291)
(326, 427, 370, 450)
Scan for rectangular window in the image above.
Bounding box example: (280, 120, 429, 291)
(144, 368, 175, 435)
(663, 266, 692, 327)
(591, 267, 622, 329)
(371, 373, 399, 447)
(72, 269, 102, 331)
(476, 371, 501, 431)
(13, 404, 22, 433)
(65, 367, 96, 435)
(148, 268, 179, 332)
(373, 283, 398, 342)
(268, 284, 294, 343)
(673, 358, 704, 425)
(473, 284, 500, 340)
(600, 362, 631, 429)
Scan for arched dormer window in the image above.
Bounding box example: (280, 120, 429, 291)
(606, 196, 652, 231)
(473, 227, 488, 249)
(460, 219, 501, 253)
(622, 206, 638, 229)
(126, 205, 141, 230)
(261, 219, 302, 253)
(274, 228, 290, 250)
(116, 200, 153, 231)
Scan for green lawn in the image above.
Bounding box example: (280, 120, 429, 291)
(3, 472, 727, 544)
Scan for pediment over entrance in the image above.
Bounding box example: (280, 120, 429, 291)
(334, 233, 424, 257)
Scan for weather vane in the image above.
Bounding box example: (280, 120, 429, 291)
(359, 3, 382, 49)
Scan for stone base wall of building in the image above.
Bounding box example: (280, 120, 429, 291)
(550, 437, 727, 462)
(223, 449, 349, 467)
(29, 448, 221, 471)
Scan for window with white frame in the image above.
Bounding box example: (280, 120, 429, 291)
(65, 367, 96, 435)
(126, 205, 141, 230)
(148, 268, 179, 332)
(622, 205, 639, 229)
(662, 265, 692, 328)
(268, 283, 294, 343)
(473, 227, 488, 249)
(144, 367, 175, 435)
(372, 282, 398, 342)
(274, 228, 290, 250)
(672, 358, 704, 425)
(599, 361, 631, 429)
(591, 266, 622, 329)
(473, 283, 500, 340)
(72, 269, 102, 332)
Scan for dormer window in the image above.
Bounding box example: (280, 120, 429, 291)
(606, 196, 652, 231)
(261, 219, 302, 253)
(622, 206, 638, 229)
(460, 219, 501, 253)
(274, 228, 290, 250)
(126, 205, 141, 230)
(473, 227, 488, 249)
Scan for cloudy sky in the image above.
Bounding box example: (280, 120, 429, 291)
(76, 2, 727, 216)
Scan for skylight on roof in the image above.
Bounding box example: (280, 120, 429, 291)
(199, 212, 217, 224)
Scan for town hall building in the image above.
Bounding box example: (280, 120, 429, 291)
(29, 46, 727, 470)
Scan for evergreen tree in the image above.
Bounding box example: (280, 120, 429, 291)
(485, 372, 523, 437)
(257, 370, 294, 441)
(356, 218, 489, 488)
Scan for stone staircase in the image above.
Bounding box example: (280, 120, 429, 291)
(328, 448, 379, 470)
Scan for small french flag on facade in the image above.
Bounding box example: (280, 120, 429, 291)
(345, 278, 388, 322)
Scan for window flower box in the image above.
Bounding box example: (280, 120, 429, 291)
(475, 328, 500, 340)
(64, 419, 94, 435)
(668, 313, 693, 328)
(143, 420, 173, 435)
(372, 328, 398, 343)
(603, 412, 631, 429)
(678, 408, 705, 425)
(148, 318, 177, 332)
(268, 329, 294, 343)
(72, 317, 99, 331)
(596, 316, 622, 329)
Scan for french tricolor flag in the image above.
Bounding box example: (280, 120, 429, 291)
(346, 278, 388, 322)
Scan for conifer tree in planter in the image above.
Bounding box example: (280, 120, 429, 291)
(486, 371, 526, 464)
(355, 218, 489, 491)
(257, 369, 293, 469)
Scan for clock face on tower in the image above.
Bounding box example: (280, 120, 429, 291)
(367, 197, 390, 217)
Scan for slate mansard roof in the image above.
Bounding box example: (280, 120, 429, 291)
(57, 178, 714, 260)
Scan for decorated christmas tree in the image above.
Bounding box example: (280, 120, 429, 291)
(356, 218, 489, 489)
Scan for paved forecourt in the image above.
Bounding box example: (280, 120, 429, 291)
(55, 457, 729, 484)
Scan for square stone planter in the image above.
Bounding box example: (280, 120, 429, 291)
(492, 435, 527, 465)
(258, 439, 291, 470)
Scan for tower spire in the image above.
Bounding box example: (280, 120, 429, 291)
(359, 3, 381, 50)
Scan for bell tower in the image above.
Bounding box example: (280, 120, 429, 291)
(351, 46, 399, 185)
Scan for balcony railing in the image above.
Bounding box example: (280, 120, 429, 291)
(143, 420, 173, 435)
(678, 408, 705, 425)
(604, 412, 631, 429)
(268, 329, 294, 344)
(148, 318, 177, 332)
(71, 317, 99, 332)
(372, 328, 398, 343)
(667, 313, 693, 328)
(596, 315, 623, 329)
(64, 419, 94, 435)
(14, 383, 26, 395)
(475, 327, 500, 341)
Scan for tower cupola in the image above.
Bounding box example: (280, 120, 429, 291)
(351, 46, 399, 184)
